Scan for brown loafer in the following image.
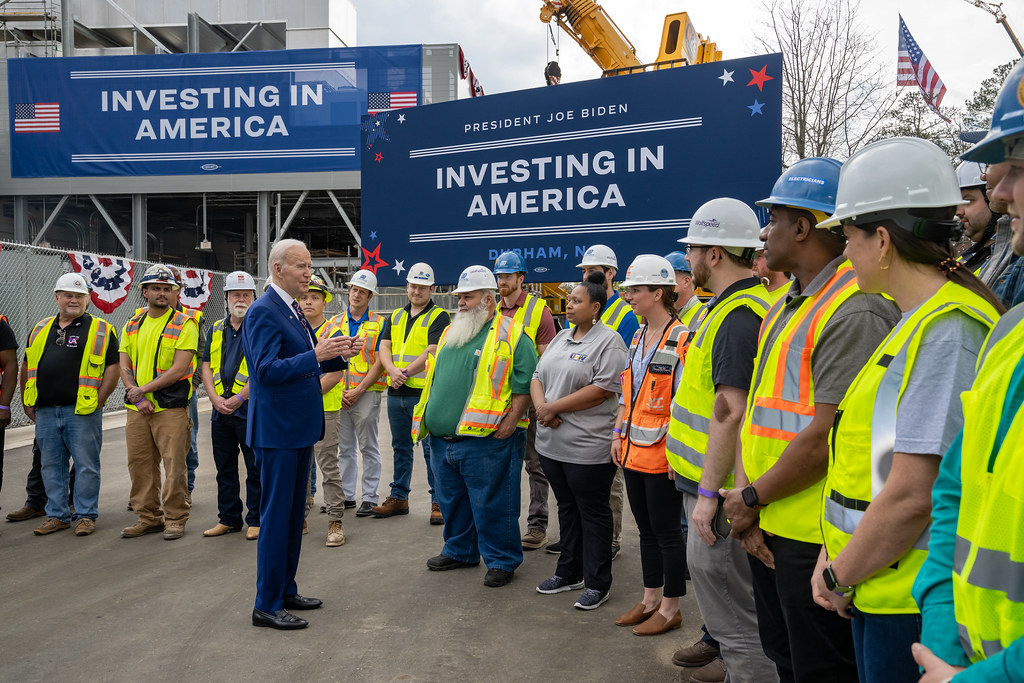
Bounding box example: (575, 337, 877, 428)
(615, 601, 658, 626)
(6, 506, 45, 522)
(632, 610, 682, 636)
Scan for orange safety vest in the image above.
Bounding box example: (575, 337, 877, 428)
(619, 319, 687, 474)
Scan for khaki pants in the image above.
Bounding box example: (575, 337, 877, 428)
(307, 409, 346, 521)
(610, 467, 625, 546)
(126, 407, 191, 526)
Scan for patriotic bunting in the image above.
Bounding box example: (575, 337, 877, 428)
(67, 251, 135, 314)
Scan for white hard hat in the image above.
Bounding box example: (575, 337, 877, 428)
(54, 272, 90, 294)
(224, 271, 256, 292)
(621, 254, 676, 287)
(348, 269, 378, 294)
(819, 137, 966, 229)
(407, 262, 435, 286)
(955, 161, 986, 190)
(262, 276, 273, 292)
(576, 244, 618, 269)
(679, 198, 763, 250)
(452, 265, 498, 293)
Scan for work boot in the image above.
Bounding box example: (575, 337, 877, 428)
(163, 523, 185, 540)
(74, 518, 96, 536)
(430, 502, 444, 526)
(521, 528, 547, 550)
(121, 521, 165, 538)
(688, 658, 727, 683)
(6, 506, 45, 522)
(326, 520, 346, 547)
(371, 497, 409, 518)
(33, 517, 71, 535)
(673, 640, 720, 668)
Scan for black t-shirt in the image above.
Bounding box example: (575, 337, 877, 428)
(380, 301, 451, 397)
(28, 314, 120, 407)
(708, 277, 764, 392)
(0, 318, 17, 351)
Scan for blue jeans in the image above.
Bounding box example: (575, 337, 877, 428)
(186, 392, 199, 492)
(387, 393, 434, 502)
(36, 406, 102, 522)
(850, 607, 921, 683)
(429, 429, 526, 571)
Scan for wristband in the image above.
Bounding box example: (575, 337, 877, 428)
(697, 486, 721, 499)
(0, 405, 9, 410)
(612, 427, 622, 435)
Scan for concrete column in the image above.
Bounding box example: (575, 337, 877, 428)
(131, 193, 147, 260)
(13, 196, 28, 243)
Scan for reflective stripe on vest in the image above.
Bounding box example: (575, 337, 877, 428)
(823, 282, 998, 614)
(601, 295, 631, 331)
(412, 314, 529, 440)
(666, 283, 771, 485)
(390, 305, 445, 390)
(314, 320, 345, 411)
(951, 304, 1024, 663)
(510, 293, 545, 350)
(24, 315, 111, 415)
(332, 309, 386, 391)
(679, 298, 704, 330)
(209, 318, 248, 397)
(740, 264, 860, 543)
(620, 321, 686, 474)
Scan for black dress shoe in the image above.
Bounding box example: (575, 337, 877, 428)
(252, 609, 308, 630)
(483, 568, 515, 587)
(282, 594, 323, 610)
(344, 500, 357, 509)
(355, 502, 374, 517)
(426, 554, 480, 571)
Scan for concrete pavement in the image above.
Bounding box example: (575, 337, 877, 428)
(0, 400, 702, 682)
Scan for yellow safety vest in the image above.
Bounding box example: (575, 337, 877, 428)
(509, 292, 546, 351)
(952, 304, 1024, 662)
(389, 305, 446, 390)
(314, 320, 345, 411)
(412, 314, 529, 440)
(24, 315, 111, 415)
(136, 305, 202, 379)
(667, 282, 771, 485)
(124, 309, 197, 411)
(331, 309, 386, 391)
(602, 294, 634, 332)
(740, 263, 860, 543)
(679, 297, 704, 329)
(766, 285, 789, 305)
(208, 318, 248, 397)
(823, 282, 998, 614)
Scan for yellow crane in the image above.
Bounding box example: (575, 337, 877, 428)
(539, 1, 722, 76)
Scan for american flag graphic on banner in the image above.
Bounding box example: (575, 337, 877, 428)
(14, 102, 60, 133)
(367, 92, 417, 114)
(897, 15, 949, 121)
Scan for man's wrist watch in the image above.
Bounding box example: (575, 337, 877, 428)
(822, 564, 855, 598)
(741, 484, 767, 509)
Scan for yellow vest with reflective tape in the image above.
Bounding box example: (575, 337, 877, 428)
(313, 320, 345, 411)
(208, 318, 248, 397)
(766, 285, 789, 304)
(24, 315, 111, 415)
(390, 305, 446, 390)
(952, 305, 1024, 662)
(602, 295, 633, 332)
(331, 309, 386, 391)
(667, 282, 771, 486)
(741, 263, 860, 543)
(679, 298, 704, 329)
(823, 282, 998, 614)
(124, 309, 197, 411)
(509, 292, 545, 351)
(412, 314, 529, 440)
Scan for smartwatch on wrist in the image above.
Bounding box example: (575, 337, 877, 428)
(741, 484, 767, 509)
(822, 564, 855, 598)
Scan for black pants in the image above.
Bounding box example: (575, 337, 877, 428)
(749, 534, 858, 683)
(24, 438, 75, 510)
(623, 468, 686, 597)
(211, 415, 261, 528)
(540, 454, 616, 592)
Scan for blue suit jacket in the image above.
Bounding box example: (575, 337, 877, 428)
(242, 289, 344, 450)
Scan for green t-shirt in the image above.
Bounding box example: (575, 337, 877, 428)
(120, 309, 199, 412)
(422, 318, 538, 437)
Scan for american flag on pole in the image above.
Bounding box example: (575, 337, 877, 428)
(897, 15, 949, 121)
(13, 102, 60, 133)
(367, 92, 417, 115)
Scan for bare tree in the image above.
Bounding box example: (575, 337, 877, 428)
(756, 0, 898, 162)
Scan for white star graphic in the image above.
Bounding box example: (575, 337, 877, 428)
(392, 259, 406, 275)
(718, 69, 735, 86)
(375, 120, 381, 127)
(397, 114, 406, 123)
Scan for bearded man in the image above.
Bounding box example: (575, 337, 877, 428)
(412, 265, 538, 588)
(202, 272, 262, 540)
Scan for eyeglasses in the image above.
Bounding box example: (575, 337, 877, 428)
(55, 327, 66, 347)
(685, 245, 710, 254)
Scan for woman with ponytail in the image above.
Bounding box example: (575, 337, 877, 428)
(809, 137, 1003, 683)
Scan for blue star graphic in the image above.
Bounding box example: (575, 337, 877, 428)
(748, 99, 765, 116)
(369, 230, 378, 240)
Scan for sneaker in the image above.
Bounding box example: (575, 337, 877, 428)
(689, 657, 727, 683)
(672, 639, 721, 668)
(163, 523, 185, 540)
(326, 520, 346, 547)
(426, 554, 480, 571)
(536, 575, 585, 594)
(33, 517, 71, 535)
(372, 497, 410, 518)
(483, 568, 514, 587)
(610, 543, 621, 561)
(121, 521, 164, 538)
(430, 502, 444, 526)
(521, 528, 547, 550)
(74, 518, 96, 536)
(574, 588, 610, 610)
(355, 502, 375, 517)
(544, 542, 562, 554)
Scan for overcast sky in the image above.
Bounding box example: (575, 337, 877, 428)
(351, 0, 1022, 109)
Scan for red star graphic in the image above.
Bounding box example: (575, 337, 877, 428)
(374, 152, 383, 163)
(361, 243, 390, 274)
(747, 65, 774, 91)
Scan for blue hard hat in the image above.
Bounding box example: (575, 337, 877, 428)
(493, 250, 527, 274)
(663, 251, 691, 273)
(963, 59, 1024, 164)
(756, 157, 843, 216)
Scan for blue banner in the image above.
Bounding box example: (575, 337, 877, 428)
(361, 54, 783, 286)
(8, 46, 422, 177)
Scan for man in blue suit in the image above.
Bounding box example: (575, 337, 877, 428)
(243, 238, 354, 630)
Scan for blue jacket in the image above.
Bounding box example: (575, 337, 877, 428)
(242, 289, 344, 449)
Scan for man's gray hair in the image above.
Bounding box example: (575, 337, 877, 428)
(268, 238, 307, 271)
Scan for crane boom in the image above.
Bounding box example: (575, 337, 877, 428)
(963, 0, 1024, 57)
(540, 0, 644, 73)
